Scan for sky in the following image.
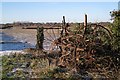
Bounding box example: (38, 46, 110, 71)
(1, 2, 119, 23)
(1, 0, 120, 2)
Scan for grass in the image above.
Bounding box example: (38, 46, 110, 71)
(2, 53, 51, 79)
(1, 53, 89, 79)
(1, 52, 120, 79)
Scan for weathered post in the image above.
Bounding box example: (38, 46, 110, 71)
(84, 14, 87, 27)
(36, 27, 44, 49)
(63, 16, 66, 26)
(60, 16, 66, 37)
(83, 14, 87, 37)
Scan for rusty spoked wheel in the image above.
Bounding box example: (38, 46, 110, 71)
(85, 24, 112, 43)
(43, 27, 61, 51)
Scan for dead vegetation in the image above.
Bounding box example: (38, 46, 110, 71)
(45, 15, 120, 79)
(22, 15, 120, 79)
(21, 15, 119, 79)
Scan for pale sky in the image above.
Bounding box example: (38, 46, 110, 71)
(1, 2, 119, 23)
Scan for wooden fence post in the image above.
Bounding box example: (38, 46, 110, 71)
(84, 14, 87, 27)
(83, 14, 87, 37)
(63, 16, 66, 26)
(36, 27, 44, 49)
(60, 16, 66, 37)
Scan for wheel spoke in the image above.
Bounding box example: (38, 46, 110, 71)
(45, 29, 55, 40)
(44, 37, 53, 42)
(52, 29, 56, 40)
(44, 27, 61, 51)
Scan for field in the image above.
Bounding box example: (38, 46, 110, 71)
(1, 10, 120, 79)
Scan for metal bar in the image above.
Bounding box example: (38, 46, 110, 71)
(45, 29, 55, 40)
(44, 37, 53, 42)
(52, 28, 56, 40)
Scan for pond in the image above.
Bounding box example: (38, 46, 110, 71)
(0, 32, 35, 51)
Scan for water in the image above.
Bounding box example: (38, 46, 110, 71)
(0, 32, 35, 51)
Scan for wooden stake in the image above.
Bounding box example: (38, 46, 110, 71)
(84, 14, 87, 27)
(60, 16, 66, 37)
(36, 27, 44, 49)
(83, 14, 87, 37)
